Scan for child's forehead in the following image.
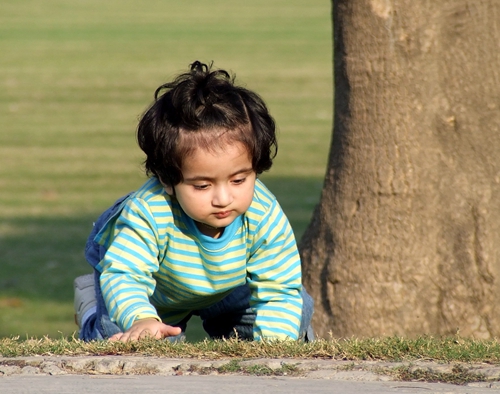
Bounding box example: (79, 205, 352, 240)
(181, 142, 254, 177)
(185, 140, 251, 159)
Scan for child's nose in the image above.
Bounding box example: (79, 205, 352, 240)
(212, 186, 233, 207)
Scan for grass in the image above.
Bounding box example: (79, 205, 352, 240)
(384, 364, 488, 386)
(203, 360, 300, 376)
(0, 0, 332, 340)
(1, 335, 500, 364)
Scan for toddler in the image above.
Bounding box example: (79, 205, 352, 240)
(74, 61, 314, 342)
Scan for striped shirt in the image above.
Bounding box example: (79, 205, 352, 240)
(94, 177, 303, 340)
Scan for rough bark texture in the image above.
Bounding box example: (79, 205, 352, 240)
(300, 0, 500, 339)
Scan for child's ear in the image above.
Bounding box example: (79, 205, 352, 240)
(164, 184, 174, 195)
(158, 176, 174, 195)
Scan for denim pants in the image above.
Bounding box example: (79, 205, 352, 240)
(80, 194, 315, 342)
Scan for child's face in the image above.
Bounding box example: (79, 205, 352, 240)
(165, 142, 256, 238)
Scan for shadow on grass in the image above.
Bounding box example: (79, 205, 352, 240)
(0, 176, 324, 339)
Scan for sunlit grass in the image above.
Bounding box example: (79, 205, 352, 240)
(0, 299, 76, 339)
(1, 336, 500, 364)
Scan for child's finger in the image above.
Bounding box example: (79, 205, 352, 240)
(108, 332, 124, 342)
(161, 325, 182, 337)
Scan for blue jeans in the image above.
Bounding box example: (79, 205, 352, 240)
(80, 194, 315, 342)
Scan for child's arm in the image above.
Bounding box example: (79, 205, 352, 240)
(247, 199, 303, 341)
(96, 198, 166, 334)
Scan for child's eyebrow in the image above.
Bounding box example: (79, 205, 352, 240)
(184, 168, 254, 182)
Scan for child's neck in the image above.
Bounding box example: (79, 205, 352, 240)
(196, 221, 224, 239)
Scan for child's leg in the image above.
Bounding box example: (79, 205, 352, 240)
(301, 288, 315, 341)
(74, 274, 96, 328)
(76, 269, 122, 341)
(198, 284, 315, 341)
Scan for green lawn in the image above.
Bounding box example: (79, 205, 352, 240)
(0, 0, 332, 339)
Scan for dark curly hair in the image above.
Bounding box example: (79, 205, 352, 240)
(137, 61, 278, 186)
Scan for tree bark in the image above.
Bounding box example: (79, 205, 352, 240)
(300, 0, 500, 339)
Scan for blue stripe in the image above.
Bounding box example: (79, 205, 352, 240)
(246, 205, 266, 217)
(166, 260, 246, 277)
(166, 243, 247, 261)
(270, 271, 301, 283)
(153, 281, 196, 300)
(245, 216, 260, 227)
(251, 252, 299, 277)
(257, 315, 300, 331)
(125, 201, 155, 223)
(106, 292, 151, 318)
(249, 248, 289, 269)
(166, 236, 197, 246)
(114, 232, 157, 254)
(151, 211, 173, 219)
(166, 246, 202, 259)
(282, 297, 302, 310)
(257, 305, 301, 321)
(159, 272, 237, 294)
(159, 265, 246, 286)
(201, 243, 248, 256)
(106, 248, 157, 268)
(255, 324, 297, 339)
(116, 218, 153, 236)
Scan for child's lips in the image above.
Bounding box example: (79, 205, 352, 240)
(214, 210, 231, 219)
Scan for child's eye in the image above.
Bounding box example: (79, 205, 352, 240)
(193, 184, 209, 190)
(232, 178, 246, 185)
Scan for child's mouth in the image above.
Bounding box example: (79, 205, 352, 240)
(214, 211, 231, 219)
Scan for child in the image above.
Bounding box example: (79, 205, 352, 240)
(74, 61, 314, 342)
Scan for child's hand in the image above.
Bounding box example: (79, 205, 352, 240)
(109, 318, 182, 342)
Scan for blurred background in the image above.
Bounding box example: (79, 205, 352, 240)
(0, 0, 332, 339)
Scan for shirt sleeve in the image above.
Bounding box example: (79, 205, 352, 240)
(95, 198, 162, 331)
(246, 199, 303, 341)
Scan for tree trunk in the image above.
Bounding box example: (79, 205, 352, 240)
(300, 0, 500, 339)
